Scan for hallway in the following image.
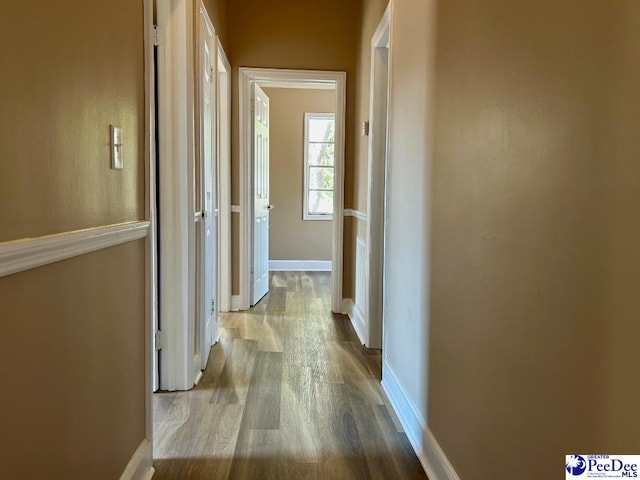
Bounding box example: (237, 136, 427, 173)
(153, 272, 427, 479)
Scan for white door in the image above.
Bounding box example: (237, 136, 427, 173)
(251, 83, 270, 305)
(199, 6, 217, 368)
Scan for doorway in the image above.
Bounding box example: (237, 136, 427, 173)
(238, 68, 347, 313)
(263, 87, 336, 278)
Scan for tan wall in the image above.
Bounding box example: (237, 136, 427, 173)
(426, 0, 640, 478)
(0, 2, 147, 477)
(202, 0, 228, 47)
(0, 242, 147, 480)
(0, 2, 144, 242)
(227, 0, 360, 295)
(263, 87, 334, 261)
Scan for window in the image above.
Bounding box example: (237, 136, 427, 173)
(304, 113, 335, 220)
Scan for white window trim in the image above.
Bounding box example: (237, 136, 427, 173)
(303, 112, 336, 221)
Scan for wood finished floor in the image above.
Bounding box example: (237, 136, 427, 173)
(153, 271, 427, 480)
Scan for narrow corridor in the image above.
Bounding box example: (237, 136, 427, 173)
(153, 271, 427, 479)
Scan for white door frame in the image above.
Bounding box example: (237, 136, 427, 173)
(365, 5, 392, 349)
(143, 0, 156, 473)
(196, 1, 217, 370)
(239, 68, 347, 313)
(156, 0, 198, 392)
(217, 41, 232, 313)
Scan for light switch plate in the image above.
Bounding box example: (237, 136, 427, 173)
(111, 125, 123, 170)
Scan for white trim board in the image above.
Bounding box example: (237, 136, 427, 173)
(118, 439, 154, 480)
(156, 0, 199, 392)
(344, 209, 368, 223)
(341, 298, 367, 346)
(0, 221, 150, 278)
(239, 67, 346, 313)
(231, 295, 242, 312)
(366, 1, 393, 352)
(258, 81, 335, 90)
(143, 0, 157, 447)
(217, 38, 232, 313)
(194, 370, 204, 386)
(381, 362, 460, 480)
(269, 260, 332, 272)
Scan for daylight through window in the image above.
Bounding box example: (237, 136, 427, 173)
(304, 113, 335, 220)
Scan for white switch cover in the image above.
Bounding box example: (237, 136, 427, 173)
(111, 125, 123, 170)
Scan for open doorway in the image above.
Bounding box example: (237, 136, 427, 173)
(238, 68, 347, 313)
(264, 87, 336, 278)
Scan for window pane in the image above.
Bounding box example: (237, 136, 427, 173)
(308, 166, 334, 190)
(308, 117, 335, 143)
(308, 143, 334, 166)
(308, 190, 334, 215)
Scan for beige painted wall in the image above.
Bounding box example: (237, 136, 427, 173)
(0, 2, 144, 242)
(0, 2, 147, 477)
(227, 0, 360, 295)
(263, 87, 334, 261)
(202, 0, 228, 47)
(0, 242, 146, 480)
(427, 1, 640, 478)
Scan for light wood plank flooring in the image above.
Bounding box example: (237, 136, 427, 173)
(153, 271, 427, 479)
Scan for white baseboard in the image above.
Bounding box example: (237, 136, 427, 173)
(341, 298, 367, 345)
(352, 304, 367, 345)
(381, 361, 460, 480)
(119, 438, 155, 480)
(231, 295, 242, 311)
(269, 260, 332, 271)
(341, 298, 353, 317)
